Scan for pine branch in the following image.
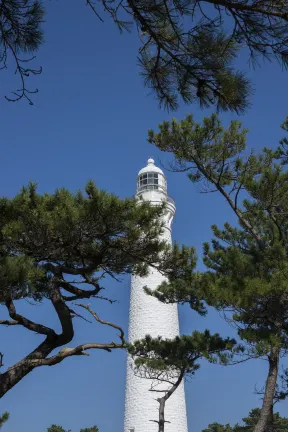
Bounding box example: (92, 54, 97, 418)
(5, 298, 56, 336)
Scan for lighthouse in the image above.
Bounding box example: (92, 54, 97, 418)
(124, 158, 188, 432)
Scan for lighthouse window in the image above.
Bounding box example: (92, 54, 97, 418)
(138, 173, 159, 190)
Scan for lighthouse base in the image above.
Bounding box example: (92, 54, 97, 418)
(124, 357, 188, 432)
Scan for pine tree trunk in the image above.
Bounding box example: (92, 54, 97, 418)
(0, 285, 74, 399)
(0, 338, 58, 398)
(156, 368, 185, 432)
(0, 363, 33, 399)
(254, 347, 280, 432)
(158, 399, 166, 432)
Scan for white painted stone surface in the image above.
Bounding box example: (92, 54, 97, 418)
(124, 159, 188, 432)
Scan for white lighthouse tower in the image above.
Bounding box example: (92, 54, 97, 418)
(124, 158, 188, 432)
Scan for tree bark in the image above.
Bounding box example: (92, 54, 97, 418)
(0, 282, 74, 398)
(158, 398, 166, 432)
(156, 368, 185, 432)
(254, 347, 280, 432)
(0, 316, 75, 399)
(0, 299, 125, 399)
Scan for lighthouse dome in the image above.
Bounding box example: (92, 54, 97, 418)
(136, 158, 167, 194)
(137, 158, 164, 176)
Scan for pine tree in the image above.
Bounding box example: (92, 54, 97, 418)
(129, 330, 236, 432)
(2, 1, 288, 110)
(203, 423, 234, 432)
(148, 114, 288, 432)
(48, 426, 67, 432)
(0, 413, 9, 429)
(80, 428, 99, 432)
(203, 408, 288, 432)
(47, 426, 99, 432)
(0, 181, 194, 399)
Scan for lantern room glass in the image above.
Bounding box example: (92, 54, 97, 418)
(137, 173, 159, 191)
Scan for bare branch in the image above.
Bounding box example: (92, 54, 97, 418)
(59, 279, 101, 300)
(0, 319, 19, 326)
(68, 307, 92, 323)
(28, 339, 126, 367)
(76, 303, 125, 344)
(85, 0, 104, 22)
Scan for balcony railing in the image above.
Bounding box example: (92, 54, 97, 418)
(137, 184, 166, 192)
(167, 196, 175, 206)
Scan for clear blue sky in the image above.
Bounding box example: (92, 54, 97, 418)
(1, 2, 288, 431)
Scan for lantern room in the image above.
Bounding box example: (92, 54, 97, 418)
(136, 158, 167, 195)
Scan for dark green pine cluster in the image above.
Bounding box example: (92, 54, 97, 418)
(0, 413, 9, 430)
(130, 0, 288, 112)
(2, 0, 288, 111)
(0, 180, 196, 398)
(92, 0, 288, 112)
(203, 409, 288, 432)
(148, 115, 288, 359)
(0, 179, 168, 298)
(128, 330, 236, 432)
(48, 426, 99, 432)
(129, 330, 236, 373)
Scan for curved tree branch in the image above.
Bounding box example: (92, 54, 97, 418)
(5, 298, 56, 336)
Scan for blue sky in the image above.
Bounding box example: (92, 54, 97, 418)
(1, 1, 288, 431)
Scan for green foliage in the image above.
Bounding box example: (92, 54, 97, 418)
(127, 0, 288, 111)
(47, 425, 99, 432)
(276, 115, 288, 166)
(144, 244, 206, 315)
(203, 423, 233, 432)
(3, 1, 288, 110)
(0, 0, 44, 103)
(95, 0, 288, 112)
(0, 180, 196, 302)
(148, 113, 249, 186)
(235, 409, 264, 432)
(201, 179, 288, 356)
(139, 25, 250, 113)
(149, 114, 288, 431)
(0, 413, 9, 429)
(80, 427, 99, 432)
(0, 255, 44, 302)
(0, 181, 196, 398)
(149, 113, 288, 355)
(47, 426, 67, 432)
(203, 408, 288, 432)
(129, 330, 236, 373)
(129, 329, 236, 429)
(0, 180, 167, 301)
